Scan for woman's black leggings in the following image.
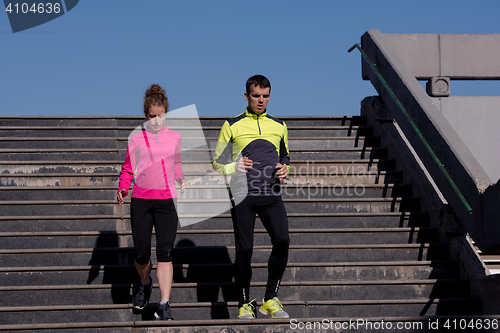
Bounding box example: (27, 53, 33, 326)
(231, 195, 290, 305)
(130, 198, 178, 264)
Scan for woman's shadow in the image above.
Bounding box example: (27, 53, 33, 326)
(173, 239, 235, 319)
(86, 231, 135, 305)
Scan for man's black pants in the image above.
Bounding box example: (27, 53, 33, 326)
(231, 195, 290, 305)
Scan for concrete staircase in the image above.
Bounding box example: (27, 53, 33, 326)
(0, 116, 479, 332)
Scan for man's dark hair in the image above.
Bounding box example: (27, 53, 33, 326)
(246, 75, 271, 95)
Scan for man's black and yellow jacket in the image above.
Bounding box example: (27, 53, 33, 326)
(212, 108, 290, 197)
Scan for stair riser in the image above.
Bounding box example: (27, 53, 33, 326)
(0, 150, 385, 162)
(0, 138, 376, 150)
(0, 246, 449, 267)
(1, 149, 388, 162)
(0, 214, 428, 232)
(306, 300, 480, 318)
(293, 150, 386, 161)
(0, 264, 456, 286)
(179, 214, 429, 230)
(0, 205, 116, 217)
(0, 282, 469, 307)
(0, 165, 120, 175)
(0, 300, 480, 326)
(0, 128, 369, 140)
(0, 309, 134, 326)
(286, 173, 400, 185)
(0, 141, 119, 149)
(0, 152, 118, 162)
(0, 117, 367, 127)
(0, 229, 438, 249)
(0, 199, 420, 216)
(0, 173, 399, 187)
(0, 185, 409, 201)
(0, 161, 394, 175)
(0, 176, 119, 187)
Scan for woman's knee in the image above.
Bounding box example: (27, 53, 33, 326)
(135, 250, 151, 265)
(156, 243, 174, 262)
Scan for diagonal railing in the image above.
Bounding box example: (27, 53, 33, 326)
(348, 43, 473, 214)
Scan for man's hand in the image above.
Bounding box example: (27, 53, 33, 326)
(237, 156, 253, 173)
(177, 178, 187, 193)
(116, 189, 127, 205)
(275, 163, 288, 180)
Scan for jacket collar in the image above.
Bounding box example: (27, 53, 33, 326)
(245, 107, 267, 119)
(143, 123, 166, 134)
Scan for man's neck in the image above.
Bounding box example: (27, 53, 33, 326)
(247, 107, 266, 115)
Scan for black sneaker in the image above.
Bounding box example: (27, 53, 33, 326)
(154, 301, 174, 320)
(132, 276, 152, 310)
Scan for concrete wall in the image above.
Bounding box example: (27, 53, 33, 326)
(383, 33, 500, 79)
(432, 97, 500, 182)
(360, 30, 500, 251)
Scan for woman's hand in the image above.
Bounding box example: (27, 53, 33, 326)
(177, 178, 187, 193)
(116, 189, 127, 205)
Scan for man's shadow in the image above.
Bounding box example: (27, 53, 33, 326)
(172, 239, 234, 319)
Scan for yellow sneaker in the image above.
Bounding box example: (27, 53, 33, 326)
(259, 297, 289, 318)
(237, 299, 256, 319)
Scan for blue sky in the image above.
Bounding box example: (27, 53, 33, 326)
(1, 0, 499, 117)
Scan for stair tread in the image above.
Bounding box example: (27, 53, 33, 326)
(0, 243, 445, 255)
(0, 227, 435, 238)
(0, 125, 370, 130)
(0, 183, 404, 190)
(0, 298, 479, 313)
(0, 159, 394, 165)
(0, 260, 453, 272)
(0, 136, 374, 141)
(0, 197, 415, 204)
(0, 146, 383, 151)
(0, 278, 467, 291)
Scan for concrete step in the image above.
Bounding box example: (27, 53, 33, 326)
(0, 146, 387, 162)
(0, 212, 429, 233)
(0, 137, 120, 149)
(0, 261, 458, 286)
(0, 159, 396, 175)
(0, 183, 411, 202)
(0, 197, 420, 216)
(0, 300, 482, 328)
(0, 136, 380, 150)
(0, 244, 449, 267)
(0, 279, 470, 307)
(0, 170, 399, 187)
(0, 115, 367, 127)
(0, 125, 373, 139)
(0, 160, 122, 174)
(0, 302, 486, 331)
(0, 227, 439, 249)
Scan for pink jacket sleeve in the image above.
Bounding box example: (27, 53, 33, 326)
(174, 135, 184, 180)
(118, 139, 136, 197)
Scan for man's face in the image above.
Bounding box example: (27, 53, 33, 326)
(245, 84, 270, 114)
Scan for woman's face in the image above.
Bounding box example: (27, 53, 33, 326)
(145, 105, 166, 132)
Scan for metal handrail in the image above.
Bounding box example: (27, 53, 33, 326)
(348, 43, 473, 214)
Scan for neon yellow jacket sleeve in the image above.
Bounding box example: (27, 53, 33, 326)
(212, 121, 238, 175)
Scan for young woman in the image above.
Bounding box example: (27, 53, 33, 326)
(117, 84, 186, 320)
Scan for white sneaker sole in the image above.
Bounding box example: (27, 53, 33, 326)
(154, 312, 174, 320)
(259, 308, 289, 318)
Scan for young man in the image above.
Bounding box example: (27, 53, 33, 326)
(212, 75, 290, 319)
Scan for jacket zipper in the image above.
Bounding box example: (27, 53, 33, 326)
(256, 114, 261, 135)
